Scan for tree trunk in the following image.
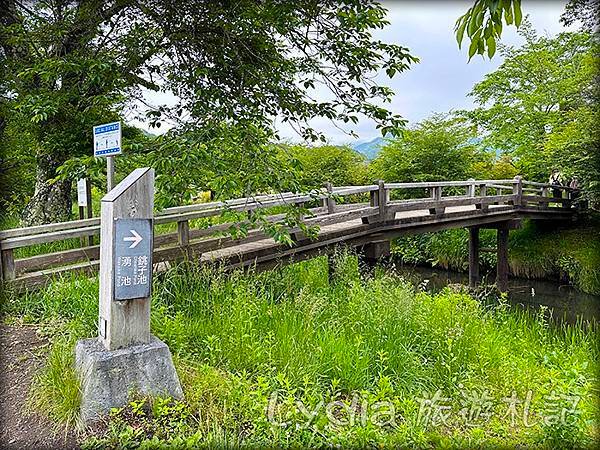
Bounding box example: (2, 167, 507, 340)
(22, 153, 72, 226)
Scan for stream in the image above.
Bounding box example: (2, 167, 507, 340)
(393, 264, 600, 325)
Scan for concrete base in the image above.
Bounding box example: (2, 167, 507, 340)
(75, 335, 183, 424)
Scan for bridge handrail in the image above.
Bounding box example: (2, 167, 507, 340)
(522, 180, 578, 191)
(384, 179, 516, 189)
(0, 177, 578, 290)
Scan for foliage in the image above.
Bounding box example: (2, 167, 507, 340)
(560, 0, 600, 33)
(393, 229, 497, 272)
(370, 114, 492, 188)
(5, 253, 598, 447)
(465, 24, 600, 202)
(455, 0, 523, 59)
(0, 1, 417, 224)
(281, 144, 368, 189)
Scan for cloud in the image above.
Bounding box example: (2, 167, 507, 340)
(132, 1, 573, 145)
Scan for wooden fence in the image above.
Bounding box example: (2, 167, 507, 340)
(0, 177, 577, 292)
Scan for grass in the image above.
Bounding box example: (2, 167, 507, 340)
(2, 250, 599, 448)
(392, 216, 600, 295)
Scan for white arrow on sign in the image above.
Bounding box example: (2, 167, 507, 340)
(123, 229, 143, 248)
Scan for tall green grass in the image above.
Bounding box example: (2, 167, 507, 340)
(3, 251, 599, 448)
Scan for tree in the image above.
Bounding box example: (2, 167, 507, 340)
(465, 23, 599, 201)
(369, 114, 490, 188)
(0, 1, 417, 225)
(282, 144, 367, 189)
(561, 0, 599, 33)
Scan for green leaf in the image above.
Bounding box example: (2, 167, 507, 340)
(456, 18, 467, 48)
(467, 15, 478, 37)
(468, 37, 479, 60)
(504, 4, 513, 25)
(513, 0, 522, 27)
(486, 36, 497, 58)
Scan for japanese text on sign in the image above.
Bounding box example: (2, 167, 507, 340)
(114, 218, 152, 300)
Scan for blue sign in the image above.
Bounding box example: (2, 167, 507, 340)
(113, 218, 153, 300)
(94, 121, 122, 157)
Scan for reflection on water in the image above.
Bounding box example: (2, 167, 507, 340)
(393, 264, 600, 325)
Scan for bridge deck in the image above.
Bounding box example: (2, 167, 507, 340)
(200, 204, 571, 270)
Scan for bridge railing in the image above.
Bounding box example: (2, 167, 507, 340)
(0, 177, 577, 291)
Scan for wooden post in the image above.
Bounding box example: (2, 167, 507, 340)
(1, 248, 15, 282)
(377, 180, 387, 221)
(467, 178, 475, 197)
(541, 187, 549, 209)
(320, 182, 335, 214)
(177, 220, 190, 247)
(511, 176, 523, 207)
(496, 228, 509, 292)
(99, 167, 154, 351)
(79, 202, 86, 247)
(429, 186, 444, 215)
(177, 220, 190, 258)
(363, 181, 380, 224)
(476, 184, 488, 211)
(562, 189, 572, 209)
(468, 227, 480, 288)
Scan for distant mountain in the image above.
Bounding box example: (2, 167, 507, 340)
(350, 136, 387, 160)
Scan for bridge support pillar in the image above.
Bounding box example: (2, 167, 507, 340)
(360, 239, 391, 268)
(496, 228, 509, 292)
(468, 227, 480, 288)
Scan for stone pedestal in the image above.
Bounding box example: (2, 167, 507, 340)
(75, 336, 183, 424)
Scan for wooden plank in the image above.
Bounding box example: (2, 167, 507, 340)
(486, 184, 512, 190)
(10, 260, 101, 293)
(1, 225, 101, 250)
(385, 179, 514, 189)
(522, 180, 577, 191)
(388, 194, 515, 214)
(333, 186, 378, 195)
(15, 245, 100, 275)
(521, 195, 567, 204)
(0, 217, 100, 240)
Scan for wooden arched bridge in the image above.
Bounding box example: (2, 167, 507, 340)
(0, 175, 578, 293)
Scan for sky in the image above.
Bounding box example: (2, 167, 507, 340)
(274, 0, 574, 145)
(131, 1, 573, 145)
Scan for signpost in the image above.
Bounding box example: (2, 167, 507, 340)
(93, 121, 122, 192)
(77, 178, 94, 246)
(76, 167, 182, 424)
(98, 167, 154, 349)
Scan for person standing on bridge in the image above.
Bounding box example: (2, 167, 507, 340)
(549, 169, 563, 199)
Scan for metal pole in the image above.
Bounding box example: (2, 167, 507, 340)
(107, 156, 115, 192)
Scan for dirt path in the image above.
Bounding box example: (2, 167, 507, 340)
(0, 324, 79, 449)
